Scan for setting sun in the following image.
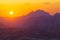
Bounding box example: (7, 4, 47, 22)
(10, 11, 14, 15)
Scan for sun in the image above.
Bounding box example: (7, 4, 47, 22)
(10, 11, 14, 15)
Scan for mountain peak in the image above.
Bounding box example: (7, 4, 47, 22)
(35, 10, 44, 12)
(54, 13, 60, 16)
(35, 10, 49, 15)
(25, 10, 50, 18)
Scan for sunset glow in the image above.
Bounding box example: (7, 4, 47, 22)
(0, 0, 60, 17)
(0, 0, 60, 39)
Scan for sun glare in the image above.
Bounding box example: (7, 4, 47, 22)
(10, 11, 14, 15)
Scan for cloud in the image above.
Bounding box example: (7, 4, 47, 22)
(44, 2, 50, 4)
(25, 3, 29, 5)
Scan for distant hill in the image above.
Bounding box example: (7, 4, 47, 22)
(20, 10, 52, 32)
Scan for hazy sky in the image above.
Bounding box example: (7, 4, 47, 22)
(0, 0, 60, 4)
(0, 0, 60, 17)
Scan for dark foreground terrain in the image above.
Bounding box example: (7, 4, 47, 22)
(0, 28, 60, 40)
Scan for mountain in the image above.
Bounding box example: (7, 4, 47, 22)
(16, 10, 60, 38)
(15, 10, 52, 35)
(0, 10, 60, 39)
(53, 13, 60, 27)
(52, 13, 60, 36)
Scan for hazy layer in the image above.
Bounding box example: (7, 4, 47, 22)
(0, 0, 60, 4)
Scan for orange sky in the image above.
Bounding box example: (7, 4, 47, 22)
(0, 0, 60, 17)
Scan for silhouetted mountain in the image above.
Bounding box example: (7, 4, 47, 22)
(14, 10, 60, 38)
(14, 10, 52, 38)
(53, 13, 60, 26)
(22, 10, 52, 29)
(0, 10, 60, 40)
(52, 13, 60, 37)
